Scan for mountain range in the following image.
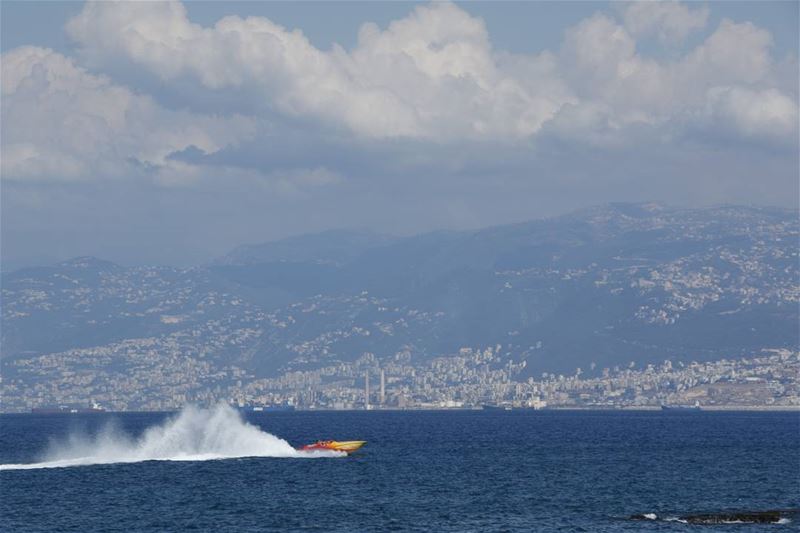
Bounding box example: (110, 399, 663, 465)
(2, 203, 798, 383)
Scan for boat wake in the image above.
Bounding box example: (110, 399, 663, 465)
(0, 403, 343, 471)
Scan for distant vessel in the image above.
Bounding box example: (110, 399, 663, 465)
(234, 402, 295, 412)
(661, 401, 701, 411)
(482, 404, 512, 411)
(256, 404, 295, 412)
(32, 402, 105, 414)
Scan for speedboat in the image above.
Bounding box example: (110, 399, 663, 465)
(299, 440, 366, 453)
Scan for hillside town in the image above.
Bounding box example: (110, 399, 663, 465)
(2, 205, 797, 413)
(2, 344, 797, 412)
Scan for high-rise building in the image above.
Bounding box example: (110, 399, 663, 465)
(365, 370, 370, 410)
(380, 369, 385, 406)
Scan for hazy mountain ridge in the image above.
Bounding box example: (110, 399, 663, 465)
(2, 204, 797, 386)
(216, 229, 398, 267)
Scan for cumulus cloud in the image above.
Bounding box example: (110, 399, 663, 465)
(622, 1, 709, 45)
(65, 1, 574, 140)
(61, 0, 796, 149)
(1, 0, 796, 189)
(703, 86, 799, 141)
(1, 46, 255, 182)
(554, 14, 797, 144)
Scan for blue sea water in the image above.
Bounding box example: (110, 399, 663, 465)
(1, 408, 798, 532)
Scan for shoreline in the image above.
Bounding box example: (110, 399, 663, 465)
(2, 405, 799, 415)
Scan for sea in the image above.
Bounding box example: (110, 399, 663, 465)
(1, 406, 798, 532)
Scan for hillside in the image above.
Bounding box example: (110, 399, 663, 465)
(2, 204, 797, 399)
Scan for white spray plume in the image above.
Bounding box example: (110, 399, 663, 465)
(0, 403, 341, 470)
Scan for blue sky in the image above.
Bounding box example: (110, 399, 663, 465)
(1, 1, 798, 268)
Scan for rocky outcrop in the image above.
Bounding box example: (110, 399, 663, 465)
(630, 509, 797, 524)
(680, 511, 782, 524)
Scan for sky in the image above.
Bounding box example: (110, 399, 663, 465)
(1, 1, 798, 269)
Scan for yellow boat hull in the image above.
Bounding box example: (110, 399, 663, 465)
(327, 440, 366, 452)
(300, 440, 366, 453)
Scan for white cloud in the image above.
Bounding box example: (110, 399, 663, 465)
(1, 46, 254, 182)
(66, 1, 573, 140)
(63, 1, 795, 148)
(554, 14, 797, 144)
(681, 19, 775, 86)
(622, 1, 709, 45)
(3, 1, 795, 187)
(704, 86, 799, 141)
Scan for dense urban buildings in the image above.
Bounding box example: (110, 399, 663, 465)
(2, 345, 797, 412)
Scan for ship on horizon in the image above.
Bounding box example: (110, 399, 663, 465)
(481, 403, 512, 411)
(232, 401, 296, 412)
(661, 401, 701, 411)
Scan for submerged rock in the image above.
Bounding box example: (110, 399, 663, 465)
(680, 511, 781, 524)
(629, 509, 797, 524)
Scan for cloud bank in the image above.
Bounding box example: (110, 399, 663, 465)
(1, 1, 797, 266)
(4, 1, 796, 182)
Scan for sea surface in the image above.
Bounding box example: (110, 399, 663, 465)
(1, 407, 798, 532)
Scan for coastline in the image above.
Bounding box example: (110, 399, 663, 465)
(2, 405, 799, 415)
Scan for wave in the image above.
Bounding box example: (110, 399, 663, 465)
(0, 403, 342, 470)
